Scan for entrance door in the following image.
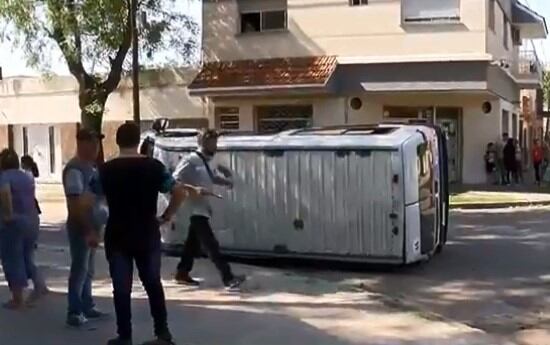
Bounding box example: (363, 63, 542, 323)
(435, 108, 461, 183)
(22, 125, 60, 182)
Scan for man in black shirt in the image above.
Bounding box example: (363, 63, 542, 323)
(99, 123, 199, 345)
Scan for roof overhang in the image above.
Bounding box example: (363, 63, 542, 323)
(513, 1, 548, 39)
(189, 84, 331, 97)
(360, 81, 488, 93)
(188, 56, 338, 97)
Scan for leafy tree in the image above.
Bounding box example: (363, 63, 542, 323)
(543, 69, 550, 112)
(0, 0, 199, 133)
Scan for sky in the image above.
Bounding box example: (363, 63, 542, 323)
(0, 0, 549, 77)
(0, 0, 202, 77)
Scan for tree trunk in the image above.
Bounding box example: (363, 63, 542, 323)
(79, 87, 107, 164)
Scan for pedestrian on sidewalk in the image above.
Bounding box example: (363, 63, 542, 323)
(496, 133, 508, 185)
(503, 138, 516, 186)
(514, 139, 523, 184)
(0, 149, 47, 309)
(484, 142, 497, 184)
(62, 128, 108, 327)
(98, 122, 196, 345)
(532, 138, 544, 185)
(173, 129, 246, 291)
(21, 155, 42, 217)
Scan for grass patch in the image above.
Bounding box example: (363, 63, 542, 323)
(450, 192, 527, 206)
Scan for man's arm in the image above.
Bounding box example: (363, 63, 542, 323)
(213, 165, 233, 188)
(64, 169, 96, 238)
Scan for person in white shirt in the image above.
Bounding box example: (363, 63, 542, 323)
(172, 129, 245, 291)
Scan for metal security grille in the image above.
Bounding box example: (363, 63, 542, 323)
(256, 105, 313, 134)
(215, 107, 240, 131)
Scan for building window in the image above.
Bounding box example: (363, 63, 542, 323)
(22, 127, 29, 155)
(402, 0, 460, 24)
(488, 0, 495, 31)
(215, 107, 240, 131)
(350, 0, 368, 6)
(256, 105, 313, 134)
(503, 16, 509, 49)
(241, 10, 287, 33)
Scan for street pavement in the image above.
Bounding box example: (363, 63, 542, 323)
(2, 201, 550, 344)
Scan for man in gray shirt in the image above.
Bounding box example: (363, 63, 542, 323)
(62, 128, 108, 327)
(173, 129, 245, 291)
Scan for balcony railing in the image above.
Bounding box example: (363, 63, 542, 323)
(515, 49, 544, 85)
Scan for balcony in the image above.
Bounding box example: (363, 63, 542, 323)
(514, 49, 543, 89)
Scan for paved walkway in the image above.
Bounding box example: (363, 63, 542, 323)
(0, 235, 510, 345)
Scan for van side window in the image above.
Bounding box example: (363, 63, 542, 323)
(417, 143, 433, 195)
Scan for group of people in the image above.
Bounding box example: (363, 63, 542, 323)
(484, 132, 548, 185)
(0, 123, 245, 345)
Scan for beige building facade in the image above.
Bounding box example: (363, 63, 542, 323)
(0, 69, 209, 182)
(190, 0, 547, 184)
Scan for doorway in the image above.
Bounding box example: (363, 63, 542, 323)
(14, 124, 61, 182)
(435, 107, 461, 183)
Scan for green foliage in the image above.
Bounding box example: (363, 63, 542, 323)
(0, 0, 200, 123)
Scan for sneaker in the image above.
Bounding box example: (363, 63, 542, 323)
(174, 272, 200, 287)
(66, 313, 88, 328)
(107, 337, 133, 345)
(224, 275, 246, 292)
(85, 308, 110, 320)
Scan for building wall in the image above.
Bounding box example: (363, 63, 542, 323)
(203, 0, 488, 62)
(0, 69, 207, 125)
(211, 92, 515, 184)
(0, 125, 8, 149)
(486, 0, 516, 64)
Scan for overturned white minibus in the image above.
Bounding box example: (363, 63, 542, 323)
(144, 122, 449, 265)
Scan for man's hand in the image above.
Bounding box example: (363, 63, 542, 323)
(85, 232, 100, 249)
(216, 165, 232, 178)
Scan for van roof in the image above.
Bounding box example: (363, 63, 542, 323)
(151, 124, 433, 151)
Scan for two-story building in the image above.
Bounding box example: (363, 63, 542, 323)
(188, 0, 547, 184)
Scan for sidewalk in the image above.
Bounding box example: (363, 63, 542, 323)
(450, 184, 550, 209)
(0, 240, 512, 345)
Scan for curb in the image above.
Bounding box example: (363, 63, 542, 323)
(451, 200, 550, 210)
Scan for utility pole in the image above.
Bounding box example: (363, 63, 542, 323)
(130, 0, 140, 127)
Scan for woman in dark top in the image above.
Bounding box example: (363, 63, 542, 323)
(21, 155, 42, 215)
(503, 138, 516, 185)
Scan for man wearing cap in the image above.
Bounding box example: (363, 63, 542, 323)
(173, 129, 245, 291)
(62, 128, 108, 327)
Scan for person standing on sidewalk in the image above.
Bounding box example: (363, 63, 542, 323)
(0, 149, 47, 309)
(63, 128, 108, 327)
(99, 122, 198, 345)
(532, 139, 544, 185)
(173, 129, 245, 291)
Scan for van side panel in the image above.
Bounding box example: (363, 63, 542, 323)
(209, 149, 404, 259)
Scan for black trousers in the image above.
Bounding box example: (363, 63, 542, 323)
(535, 161, 542, 183)
(108, 248, 169, 340)
(177, 216, 233, 284)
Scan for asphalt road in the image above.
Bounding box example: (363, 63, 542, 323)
(7, 206, 550, 344)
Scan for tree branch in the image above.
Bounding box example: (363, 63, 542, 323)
(101, 0, 133, 94)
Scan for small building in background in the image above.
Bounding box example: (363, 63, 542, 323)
(0, 68, 209, 183)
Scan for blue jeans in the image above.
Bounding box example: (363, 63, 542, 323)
(108, 248, 168, 339)
(0, 216, 41, 290)
(67, 229, 96, 316)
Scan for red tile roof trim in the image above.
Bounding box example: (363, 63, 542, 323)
(189, 56, 338, 90)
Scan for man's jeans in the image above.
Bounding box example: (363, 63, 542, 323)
(67, 229, 96, 316)
(108, 248, 169, 340)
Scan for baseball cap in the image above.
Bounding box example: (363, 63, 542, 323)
(76, 128, 105, 141)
